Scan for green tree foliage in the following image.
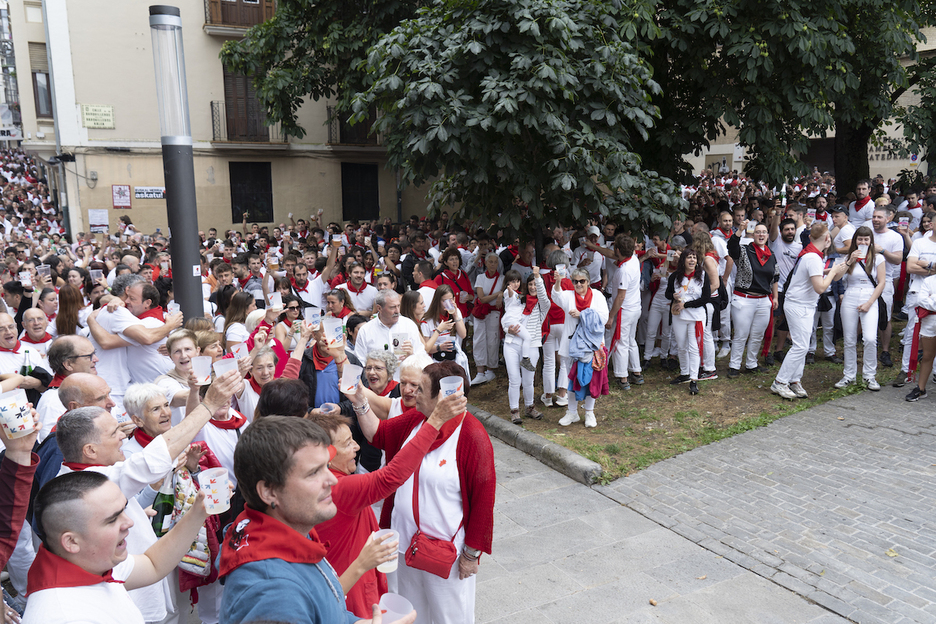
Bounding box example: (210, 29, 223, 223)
(352, 0, 685, 238)
(219, 0, 420, 139)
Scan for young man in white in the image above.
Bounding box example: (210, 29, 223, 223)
(849, 179, 875, 228)
(871, 207, 905, 368)
(895, 212, 936, 388)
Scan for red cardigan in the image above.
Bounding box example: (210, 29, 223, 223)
(373, 409, 496, 555)
(316, 423, 440, 618)
(0, 453, 38, 570)
(435, 270, 474, 318)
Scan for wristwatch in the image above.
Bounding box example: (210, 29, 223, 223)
(463, 546, 481, 560)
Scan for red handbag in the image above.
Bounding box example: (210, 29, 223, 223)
(404, 462, 464, 579)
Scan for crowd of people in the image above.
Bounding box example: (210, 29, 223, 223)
(0, 144, 934, 624)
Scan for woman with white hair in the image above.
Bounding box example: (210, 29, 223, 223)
(362, 351, 433, 420)
(364, 349, 400, 397)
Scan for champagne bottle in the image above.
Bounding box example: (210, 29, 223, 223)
(19, 349, 33, 376)
(150, 475, 176, 538)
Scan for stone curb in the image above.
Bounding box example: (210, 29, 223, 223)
(469, 403, 603, 485)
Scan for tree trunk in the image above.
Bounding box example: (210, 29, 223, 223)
(833, 120, 874, 200)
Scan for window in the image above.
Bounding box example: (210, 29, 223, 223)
(29, 42, 52, 119)
(341, 163, 379, 222)
(229, 162, 273, 223)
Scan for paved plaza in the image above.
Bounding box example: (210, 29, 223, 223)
(480, 386, 935, 623)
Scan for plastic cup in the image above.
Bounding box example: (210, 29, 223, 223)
(899, 217, 910, 227)
(556, 264, 567, 278)
(212, 357, 239, 378)
(666, 250, 675, 261)
(378, 593, 413, 624)
(373, 529, 399, 573)
(36, 264, 50, 277)
(198, 468, 232, 514)
(90, 269, 103, 281)
(746, 221, 756, 234)
(191, 356, 212, 385)
(229, 343, 249, 359)
(0, 389, 33, 439)
(167, 302, 181, 315)
(322, 318, 343, 345)
(320, 402, 339, 415)
(308, 306, 322, 329)
(439, 375, 464, 398)
(459, 291, 469, 303)
(18, 271, 31, 288)
(857, 245, 868, 260)
(268, 292, 283, 309)
(391, 331, 407, 357)
(807, 210, 816, 220)
(443, 299, 456, 312)
(340, 364, 363, 394)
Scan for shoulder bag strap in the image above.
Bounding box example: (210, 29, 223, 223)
(410, 444, 465, 541)
(858, 259, 877, 287)
(781, 255, 803, 294)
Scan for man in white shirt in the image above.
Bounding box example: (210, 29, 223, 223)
(849, 179, 875, 228)
(354, 290, 425, 380)
(572, 226, 603, 288)
(338, 264, 378, 315)
(292, 242, 337, 309)
(768, 216, 802, 364)
(413, 261, 438, 309)
(897, 189, 924, 231)
(606, 235, 643, 389)
(0, 312, 52, 398)
(872, 207, 906, 369)
(830, 206, 855, 255)
(35, 336, 100, 441)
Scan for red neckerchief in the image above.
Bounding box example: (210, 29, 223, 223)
(62, 461, 106, 471)
(219, 505, 328, 577)
(908, 202, 920, 210)
(797, 242, 823, 258)
(705, 251, 718, 262)
(238, 276, 251, 289)
(247, 375, 263, 395)
(443, 269, 463, 284)
(312, 344, 334, 371)
(484, 270, 499, 280)
(133, 427, 155, 448)
(753, 243, 772, 266)
(816, 211, 828, 221)
(209, 411, 247, 430)
(344, 280, 367, 295)
(292, 279, 310, 294)
(513, 258, 531, 268)
(419, 280, 437, 290)
(282, 317, 293, 328)
(854, 196, 872, 211)
(411, 250, 427, 260)
(573, 288, 594, 311)
(718, 227, 733, 239)
(683, 270, 696, 280)
(46, 313, 56, 322)
(522, 296, 538, 315)
(378, 379, 399, 397)
(336, 306, 352, 319)
(0, 339, 20, 353)
(27, 545, 123, 594)
(506, 245, 519, 259)
(137, 305, 165, 322)
(21, 332, 52, 344)
(47, 372, 67, 389)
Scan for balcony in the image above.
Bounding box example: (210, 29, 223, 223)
(327, 105, 380, 146)
(204, 0, 274, 37)
(211, 100, 287, 148)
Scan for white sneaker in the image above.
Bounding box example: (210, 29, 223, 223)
(717, 345, 731, 359)
(470, 372, 489, 386)
(540, 393, 553, 407)
(789, 381, 808, 398)
(834, 377, 854, 389)
(650, 346, 662, 358)
(771, 381, 798, 400)
(584, 411, 597, 428)
(559, 411, 580, 426)
(554, 394, 569, 407)
(865, 377, 880, 391)
(484, 370, 496, 382)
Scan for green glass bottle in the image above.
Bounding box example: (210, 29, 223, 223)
(150, 476, 176, 538)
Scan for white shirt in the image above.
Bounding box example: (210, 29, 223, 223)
(35, 387, 64, 443)
(354, 316, 425, 381)
(116, 312, 173, 385)
(0, 342, 51, 379)
(843, 254, 884, 289)
(292, 275, 329, 309)
(22, 557, 142, 624)
(338, 282, 378, 313)
(618, 255, 641, 308)
(770, 238, 803, 291)
(783, 252, 824, 307)
(849, 198, 875, 228)
(907, 234, 936, 293)
(571, 247, 602, 285)
(193, 409, 245, 488)
(874, 227, 904, 283)
(833, 223, 856, 252)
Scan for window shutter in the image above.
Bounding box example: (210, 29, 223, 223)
(28, 42, 48, 72)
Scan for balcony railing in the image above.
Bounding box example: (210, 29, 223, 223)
(204, 0, 274, 35)
(327, 106, 379, 146)
(211, 100, 286, 144)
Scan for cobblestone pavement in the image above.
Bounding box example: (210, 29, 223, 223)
(600, 388, 936, 624)
(480, 439, 844, 623)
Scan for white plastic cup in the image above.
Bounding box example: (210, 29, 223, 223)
(391, 331, 407, 357)
(373, 529, 399, 573)
(229, 343, 249, 359)
(36, 264, 51, 277)
(443, 299, 456, 312)
(320, 402, 339, 415)
(666, 250, 675, 261)
(212, 357, 239, 378)
(556, 264, 567, 278)
(198, 468, 232, 514)
(746, 221, 756, 234)
(322, 318, 344, 345)
(167, 302, 181, 315)
(459, 291, 469, 303)
(807, 210, 816, 221)
(18, 271, 31, 288)
(90, 269, 103, 281)
(0, 389, 33, 439)
(899, 217, 910, 227)
(268, 292, 283, 309)
(340, 364, 363, 394)
(308, 306, 322, 329)
(439, 375, 464, 398)
(191, 356, 212, 385)
(857, 245, 868, 260)
(378, 593, 413, 624)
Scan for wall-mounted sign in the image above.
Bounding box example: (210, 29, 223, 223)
(134, 186, 165, 199)
(88, 209, 109, 233)
(112, 184, 131, 209)
(0, 105, 22, 140)
(81, 104, 115, 129)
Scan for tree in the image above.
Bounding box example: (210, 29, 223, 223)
(219, 0, 420, 139)
(352, 0, 685, 238)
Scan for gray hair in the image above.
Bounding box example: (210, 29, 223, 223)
(374, 289, 400, 309)
(547, 249, 569, 270)
(56, 407, 109, 463)
(399, 351, 433, 377)
(484, 252, 499, 265)
(365, 349, 399, 378)
(570, 268, 589, 282)
(112, 273, 144, 297)
(123, 383, 167, 420)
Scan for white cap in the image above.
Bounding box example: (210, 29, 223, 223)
(586, 225, 601, 237)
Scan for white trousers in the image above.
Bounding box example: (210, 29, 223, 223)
(397, 555, 476, 624)
(472, 312, 500, 369)
(729, 295, 772, 371)
(701, 303, 715, 372)
(841, 287, 879, 381)
(809, 297, 837, 357)
(718, 276, 734, 342)
(775, 301, 812, 385)
(643, 289, 671, 359)
(542, 324, 564, 394)
(504, 340, 538, 410)
(671, 315, 701, 380)
(610, 306, 642, 378)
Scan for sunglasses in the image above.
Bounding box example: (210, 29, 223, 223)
(286, 305, 301, 311)
(573, 279, 588, 285)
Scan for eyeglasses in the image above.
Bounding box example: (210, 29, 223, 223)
(573, 279, 588, 285)
(69, 351, 96, 361)
(364, 365, 386, 372)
